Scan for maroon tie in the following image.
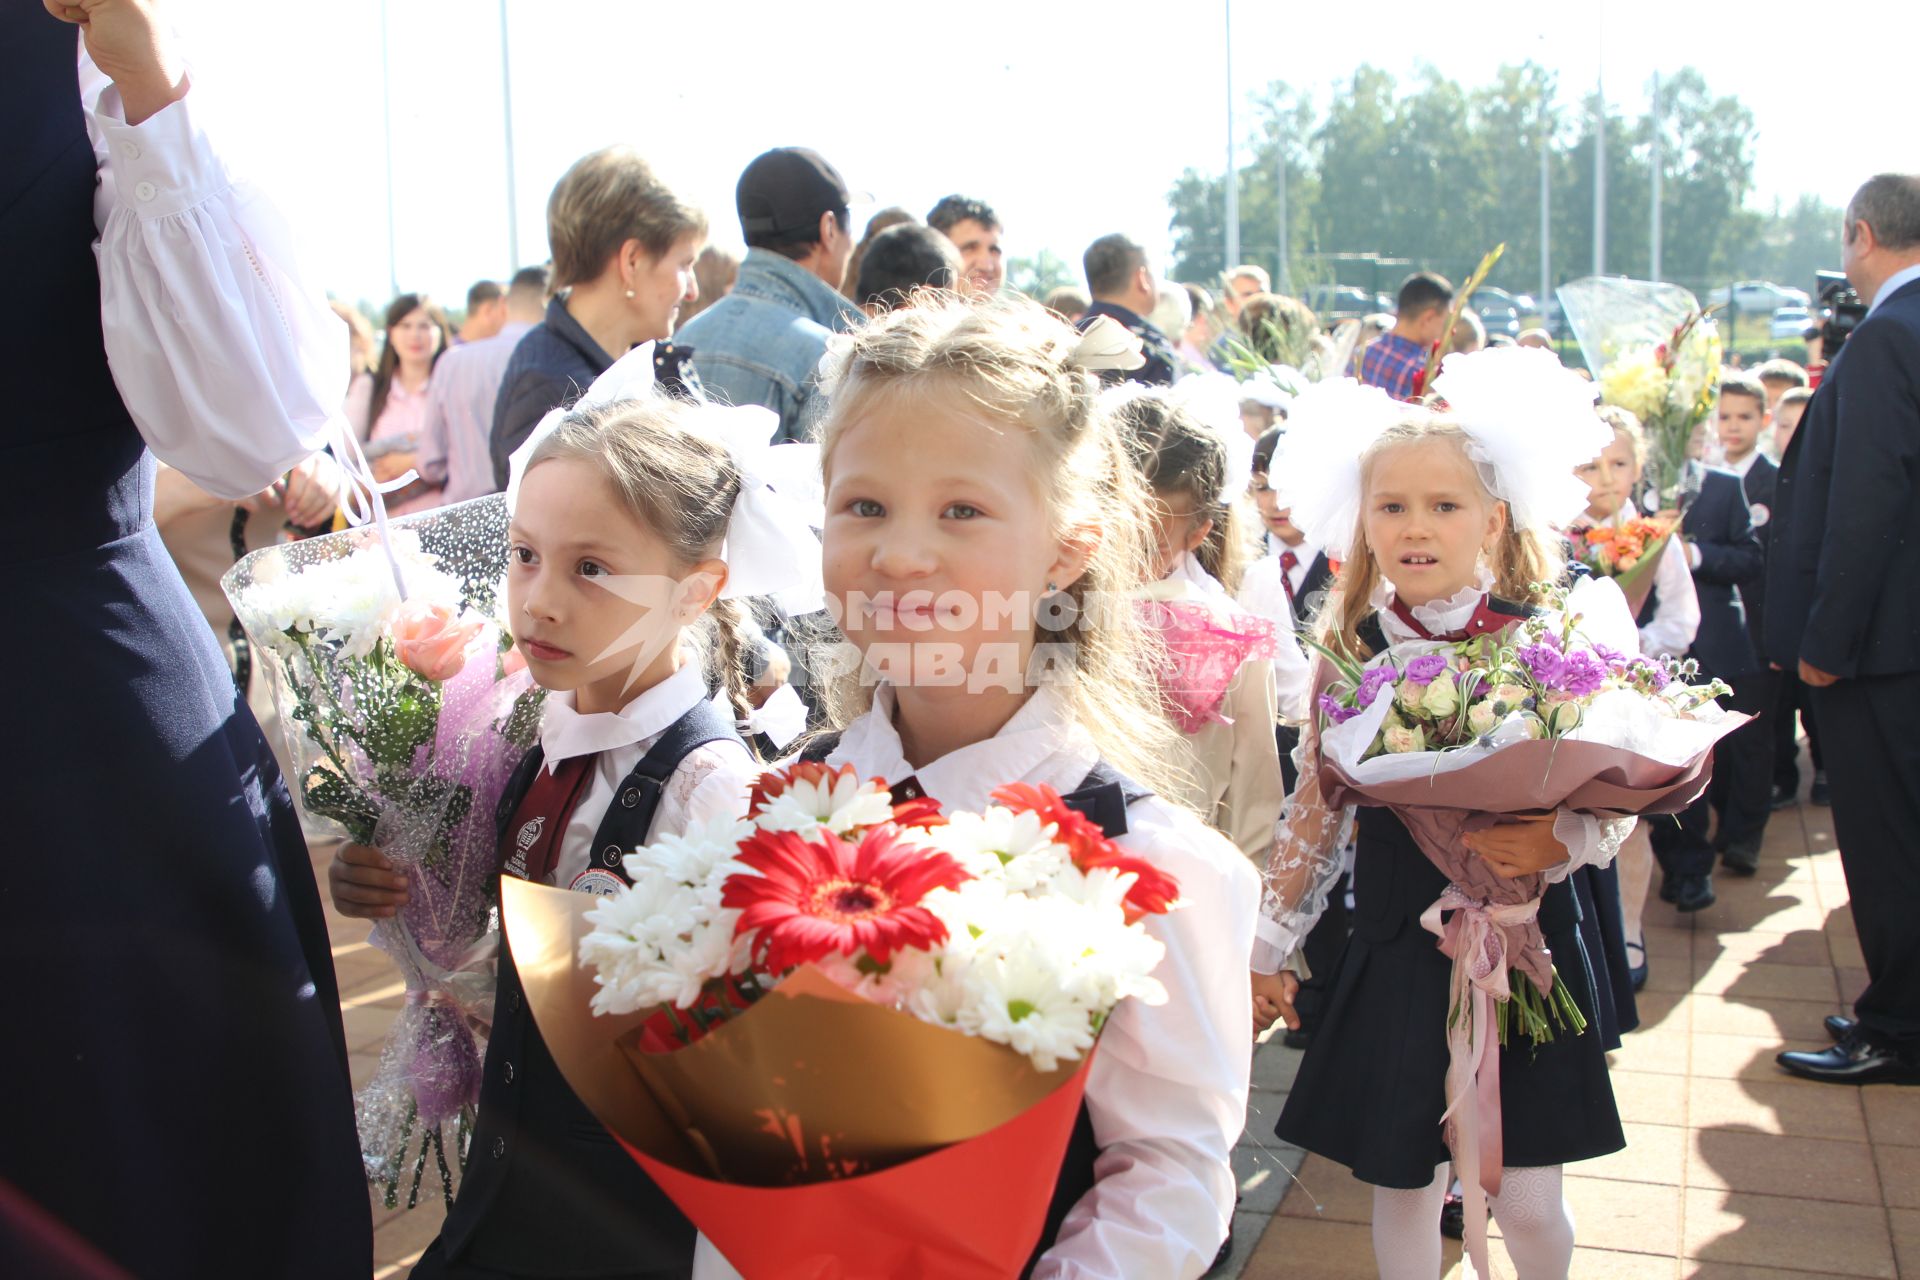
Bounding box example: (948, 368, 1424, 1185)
(1279, 550, 1300, 605)
(501, 753, 596, 886)
(1388, 596, 1522, 644)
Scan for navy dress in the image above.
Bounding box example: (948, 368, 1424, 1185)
(0, 15, 368, 1278)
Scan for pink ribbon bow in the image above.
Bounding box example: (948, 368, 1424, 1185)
(1419, 885, 1544, 1280)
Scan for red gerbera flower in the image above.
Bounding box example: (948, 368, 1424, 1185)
(722, 826, 971, 973)
(989, 783, 1180, 922)
(889, 796, 948, 830)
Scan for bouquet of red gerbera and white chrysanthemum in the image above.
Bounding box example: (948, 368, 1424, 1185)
(498, 761, 1178, 1280)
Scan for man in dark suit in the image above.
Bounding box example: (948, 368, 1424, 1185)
(1650, 463, 1765, 911)
(1707, 374, 1781, 875)
(1766, 173, 1920, 1085)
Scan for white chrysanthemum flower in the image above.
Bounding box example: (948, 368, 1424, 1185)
(752, 772, 895, 836)
(624, 815, 752, 888)
(954, 925, 1100, 1072)
(922, 808, 1071, 893)
(580, 869, 730, 1014)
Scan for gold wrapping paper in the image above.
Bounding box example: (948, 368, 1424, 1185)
(502, 877, 1082, 1186)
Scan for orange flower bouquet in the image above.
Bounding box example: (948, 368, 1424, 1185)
(1575, 515, 1676, 615)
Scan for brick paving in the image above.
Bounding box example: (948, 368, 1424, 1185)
(317, 749, 1917, 1278)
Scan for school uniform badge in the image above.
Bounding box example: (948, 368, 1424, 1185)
(569, 868, 626, 896)
(1748, 502, 1770, 528)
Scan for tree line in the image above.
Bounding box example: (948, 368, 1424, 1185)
(1164, 63, 1838, 307)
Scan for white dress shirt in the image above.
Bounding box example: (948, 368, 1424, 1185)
(695, 684, 1258, 1279)
(80, 49, 345, 500)
(1609, 499, 1702, 660)
(1235, 536, 1318, 724)
(535, 658, 756, 887)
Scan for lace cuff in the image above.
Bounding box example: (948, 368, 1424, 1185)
(1252, 721, 1350, 975)
(1543, 810, 1635, 883)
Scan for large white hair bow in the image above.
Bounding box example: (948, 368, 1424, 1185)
(1430, 345, 1609, 537)
(1268, 378, 1405, 559)
(505, 343, 825, 616)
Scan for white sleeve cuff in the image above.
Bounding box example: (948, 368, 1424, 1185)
(1544, 809, 1601, 883)
(94, 82, 235, 220)
(1250, 917, 1299, 975)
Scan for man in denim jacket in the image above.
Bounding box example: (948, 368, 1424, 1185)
(676, 147, 864, 443)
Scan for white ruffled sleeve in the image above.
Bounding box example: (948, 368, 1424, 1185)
(84, 54, 346, 500)
(1251, 715, 1353, 975)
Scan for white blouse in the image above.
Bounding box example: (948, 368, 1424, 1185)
(1599, 499, 1701, 660)
(826, 686, 1257, 1278)
(79, 46, 345, 501)
(535, 659, 756, 888)
(1234, 539, 1319, 725)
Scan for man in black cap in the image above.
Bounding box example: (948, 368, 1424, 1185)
(675, 147, 865, 442)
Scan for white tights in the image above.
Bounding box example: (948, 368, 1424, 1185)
(1371, 1162, 1575, 1279)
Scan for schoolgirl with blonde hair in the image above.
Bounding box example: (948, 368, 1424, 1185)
(732, 294, 1258, 1277)
(1253, 348, 1634, 1280)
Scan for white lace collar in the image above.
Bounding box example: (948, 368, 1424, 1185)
(537, 656, 708, 771)
(827, 683, 1096, 813)
(1372, 565, 1497, 645)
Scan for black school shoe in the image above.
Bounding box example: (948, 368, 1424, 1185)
(1671, 873, 1716, 913)
(1828, 1015, 1855, 1042)
(1810, 771, 1831, 806)
(1778, 1030, 1920, 1085)
(1626, 941, 1649, 992)
(1770, 783, 1799, 811)
(1721, 841, 1761, 876)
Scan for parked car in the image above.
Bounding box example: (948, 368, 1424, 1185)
(1303, 284, 1381, 323)
(1770, 305, 1813, 342)
(1470, 286, 1526, 336)
(1708, 281, 1811, 314)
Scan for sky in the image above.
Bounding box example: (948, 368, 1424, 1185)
(157, 0, 1917, 309)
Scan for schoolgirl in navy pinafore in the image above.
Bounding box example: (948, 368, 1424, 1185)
(1274, 604, 1626, 1189)
(411, 695, 743, 1280)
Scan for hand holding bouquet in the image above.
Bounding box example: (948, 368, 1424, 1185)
(224, 496, 543, 1207)
(1572, 515, 1678, 614)
(501, 761, 1180, 1277)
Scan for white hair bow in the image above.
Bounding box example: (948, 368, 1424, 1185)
(504, 343, 825, 616)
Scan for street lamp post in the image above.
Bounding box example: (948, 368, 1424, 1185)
(1224, 0, 1240, 272)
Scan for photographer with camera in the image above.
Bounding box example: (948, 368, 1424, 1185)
(1766, 173, 1920, 1086)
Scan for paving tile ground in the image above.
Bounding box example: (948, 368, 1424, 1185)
(317, 741, 1915, 1278)
(1225, 743, 1919, 1279)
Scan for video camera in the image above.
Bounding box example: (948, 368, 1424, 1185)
(1815, 270, 1867, 354)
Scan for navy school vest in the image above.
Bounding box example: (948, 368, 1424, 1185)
(439, 697, 738, 1276)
